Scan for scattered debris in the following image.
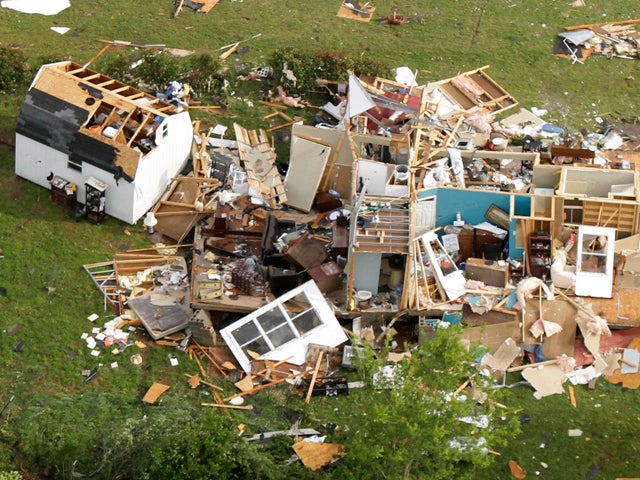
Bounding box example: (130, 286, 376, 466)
(555, 19, 640, 63)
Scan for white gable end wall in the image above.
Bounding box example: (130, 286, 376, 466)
(131, 112, 193, 223)
(15, 135, 66, 189)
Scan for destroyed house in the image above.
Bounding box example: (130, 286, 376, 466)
(15, 61, 193, 224)
(84, 65, 640, 340)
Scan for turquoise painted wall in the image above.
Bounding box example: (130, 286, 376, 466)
(419, 188, 531, 260)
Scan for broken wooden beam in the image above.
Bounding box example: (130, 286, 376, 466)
(201, 402, 254, 410)
(184, 373, 224, 391)
(305, 351, 324, 404)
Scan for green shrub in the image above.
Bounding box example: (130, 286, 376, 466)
(0, 472, 23, 480)
(0, 47, 30, 94)
(101, 51, 226, 104)
(271, 47, 392, 94)
(8, 392, 287, 480)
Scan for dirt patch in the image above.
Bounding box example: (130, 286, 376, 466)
(0, 131, 15, 147)
(4, 178, 26, 202)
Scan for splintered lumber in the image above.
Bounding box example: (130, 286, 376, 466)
(192, 339, 227, 378)
(83, 44, 110, 68)
(201, 403, 254, 410)
(305, 351, 325, 403)
(376, 310, 408, 344)
(142, 382, 170, 404)
(267, 120, 296, 132)
(506, 359, 558, 373)
(258, 100, 289, 110)
(213, 390, 231, 417)
(224, 371, 305, 402)
(173, 0, 184, 17)
(184, 373, 224, 391)
(193, 353, 208, 377)
(453, 378, 470, 396)
(568, 385, 577, 407)
(188, 105, 222, 111)
(219, 42, 240, 60)
(124, 243, 194, 253)
(235, 356, 294, 391)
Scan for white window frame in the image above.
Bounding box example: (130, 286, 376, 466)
(575, 225, 616, 298)
(220, 280, 348, 372)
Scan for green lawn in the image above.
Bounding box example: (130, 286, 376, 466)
(1, 1, 640, 478)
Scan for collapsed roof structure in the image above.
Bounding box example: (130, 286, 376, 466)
(62, 62, 640, 396)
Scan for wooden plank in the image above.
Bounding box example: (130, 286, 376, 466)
(184, 373, 224, 391)
(201, 403, 253, 410)
(564, 18, 640, 31)
(305, 351, 324, 403)
(192, 339, 227, 378)
(173, 0, 184, 17)
(223, 372, 304, 402)
(219, 42, 240, 60)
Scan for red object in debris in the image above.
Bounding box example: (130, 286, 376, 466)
(485, 139, 495, 150)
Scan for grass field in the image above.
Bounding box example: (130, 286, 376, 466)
(1, 0, 640, 478)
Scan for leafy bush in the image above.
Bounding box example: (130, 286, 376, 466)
(334, 327, 521, 480)
(101, 51, 227, 105)
(270, 47, 392, 94)
(8, 392, 288, 480)
(0, 47, 30, 94)
(0, 472, 23, 480)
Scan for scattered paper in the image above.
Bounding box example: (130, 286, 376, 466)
(50, 26, 69, 34)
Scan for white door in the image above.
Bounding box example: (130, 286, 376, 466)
(414, 196, 437, 237)
(575, 226, 616, 298)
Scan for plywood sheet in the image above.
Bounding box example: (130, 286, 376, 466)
(336, 2, 375, 22)
(483, 337, 520, 371)
(154, 178, 205, 242)
(292, 441, 346, 470)
(142, 382, 170, 403)
(461, 318, 521, 352)
(541, 302, 577, 359)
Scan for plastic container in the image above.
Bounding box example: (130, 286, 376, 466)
(394, 164, 410, 184)
(492, 137, 507, 151)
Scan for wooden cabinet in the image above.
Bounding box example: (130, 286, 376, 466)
(528, 233, 551, 279)
(457, 228, 504, 262)
(464, 257, 508, 287)
(49, 176, 77, 209)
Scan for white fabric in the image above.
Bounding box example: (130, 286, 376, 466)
(395, 66, 418, 86)
(1, 0, 70, 15)
(550, 249, 576, 289)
